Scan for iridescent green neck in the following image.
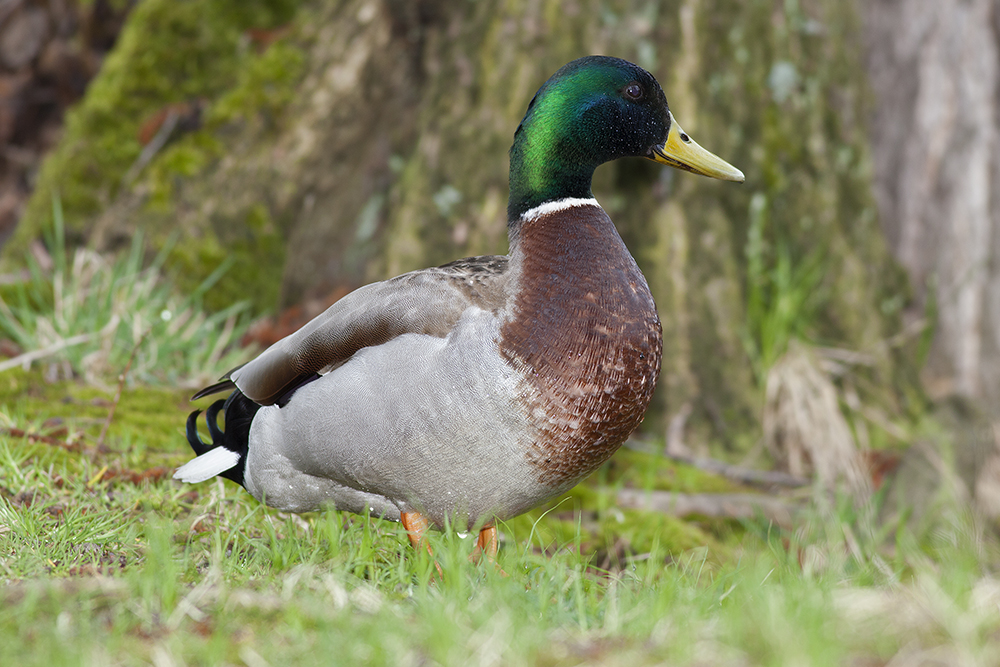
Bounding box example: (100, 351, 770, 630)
(506, 108, 598, 222)
(506, 63, 624, 223)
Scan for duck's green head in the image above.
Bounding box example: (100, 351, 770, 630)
(508, 56, 743, 221)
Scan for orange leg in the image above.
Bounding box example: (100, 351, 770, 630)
(400, 511, 443, 578)
(471, 524, 499, 563)
(400, 511, 431, 550)
(471, 524, 507, 575)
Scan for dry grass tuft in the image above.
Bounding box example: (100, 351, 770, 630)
(763, 341, 870, 495)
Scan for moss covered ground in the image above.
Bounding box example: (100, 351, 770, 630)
(2, 362, 1000, 665)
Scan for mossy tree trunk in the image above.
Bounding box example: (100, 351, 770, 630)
(864, 0, 1000, 405)
(6, 0, 914, 450)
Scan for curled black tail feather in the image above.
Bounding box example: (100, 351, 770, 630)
(205, 400, 225, 443)
(184, 390, 262, 488)
(185, 400, 223, 456)
(191, 379, 236, 401)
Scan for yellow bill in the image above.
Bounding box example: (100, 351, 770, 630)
(650, 112, 745, 182)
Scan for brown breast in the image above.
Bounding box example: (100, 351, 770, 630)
(500, 204, 663, 488)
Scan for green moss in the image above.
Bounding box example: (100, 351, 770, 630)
(168, 202, 287, 313)
(605, 448, 747, 494)
(502, 497, 723, 562)
(501, 446, 744, 560)
(0, 367, 191, 459)
(18, 0, 240, 246)
(212, 41, 308, 125)
(144, 135, 226, 212)
(8, 0, 306, 315)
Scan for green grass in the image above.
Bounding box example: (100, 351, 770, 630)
(1, 224, 999, 665)
(2, 366, 1000, 665)
(0, 199, 251, 388)
(742, 191, 828, 383)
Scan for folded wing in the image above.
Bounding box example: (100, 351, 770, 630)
(195, 256, 511, 406)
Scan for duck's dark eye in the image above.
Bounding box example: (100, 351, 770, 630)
(623, 82, 644, 101)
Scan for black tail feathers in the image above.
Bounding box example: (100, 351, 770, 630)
(185, 390, 262, 487)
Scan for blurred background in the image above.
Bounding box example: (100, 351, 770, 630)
(1, 0, 999, 517)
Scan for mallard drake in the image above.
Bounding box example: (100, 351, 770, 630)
(175, 55, 743, 558)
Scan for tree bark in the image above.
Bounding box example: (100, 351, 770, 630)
(7, 0, 913, 446)
(863, 0, 1000, 403)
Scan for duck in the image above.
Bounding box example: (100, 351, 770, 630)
(175, 55, 743, 560)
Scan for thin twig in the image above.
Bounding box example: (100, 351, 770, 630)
(121, 110, 180, 186)
(0, 332, 93, 372)
(0, 270, 30, 285)
(666, 452, 811, 488)
(96, 328, 152, 449)
(617, 489, 799, 527)
(625, 438, 810, 488)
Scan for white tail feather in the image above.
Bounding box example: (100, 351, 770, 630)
(173, 448, 241, 483)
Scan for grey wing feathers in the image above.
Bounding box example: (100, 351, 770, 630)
(226, 256, 510, 405)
